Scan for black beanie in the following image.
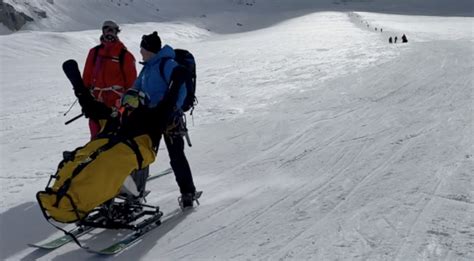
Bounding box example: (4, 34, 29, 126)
(141, 31, 162, 53)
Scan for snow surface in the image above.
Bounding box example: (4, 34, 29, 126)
(0, 0, 473, 260)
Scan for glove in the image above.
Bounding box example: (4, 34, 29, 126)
(121, 89, 140, 109)
(121, 89, 149, 109)
(81, 99, 112, 119)
(73, 86, 112, 119)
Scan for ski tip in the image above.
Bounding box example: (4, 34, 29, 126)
(62, 59, 78, 69)
(28, 243, 58, 250)
(63, 59, 77, 64)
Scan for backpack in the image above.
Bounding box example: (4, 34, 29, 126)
(160, 49, 197, 113)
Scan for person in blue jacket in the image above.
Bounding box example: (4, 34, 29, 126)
(131, 31, 198, 208)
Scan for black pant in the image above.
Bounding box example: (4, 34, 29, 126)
(163, 134, 196, 195)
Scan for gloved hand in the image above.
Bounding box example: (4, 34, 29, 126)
(120, 89, 149, 109)
(81, 99, 112, 119)
(72, 86, 112, 119)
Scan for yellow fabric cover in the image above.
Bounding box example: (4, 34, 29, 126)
(38, 134, 156, 223)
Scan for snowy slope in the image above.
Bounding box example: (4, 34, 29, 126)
(1, 1, 473, 260)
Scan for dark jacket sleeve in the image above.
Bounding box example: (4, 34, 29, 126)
(81, 98, 113, 120)
(74, 83, 112, 120)
(66, 60, 112, 120)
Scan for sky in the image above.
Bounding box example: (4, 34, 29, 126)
(0, 0, 473, 260)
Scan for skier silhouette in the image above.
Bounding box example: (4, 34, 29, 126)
(402, 34, 408, 43)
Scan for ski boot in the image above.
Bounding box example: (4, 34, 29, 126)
(178, 191, 203, 210)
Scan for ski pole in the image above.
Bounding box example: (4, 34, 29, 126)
(184, 131, 192, 147)
(63, 98, 78, 116)
(65, 113, 84, 125)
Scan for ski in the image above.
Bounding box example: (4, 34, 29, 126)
(28, 225, 95, 250)
(62, 59, 87, 124)
(87, 211, 166, 255)
(62, 59, 85, 91)
(87, 225, 158, 255)
(89, 197, 202, 256)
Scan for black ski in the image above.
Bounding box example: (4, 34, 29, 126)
(62, 59, 85, 91)
(62, 59, 87, 124)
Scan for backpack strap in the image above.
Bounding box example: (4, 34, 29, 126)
(118, 48, 128, 84)
(121, 137, 144, 170)
(159, 57, 172, 83)
(92, 44, 103, 66)
(52, 134, 144, 208)
(118, 48, 127, 66)
(53, 139, 120, 207)
(97, 133, 144, 170)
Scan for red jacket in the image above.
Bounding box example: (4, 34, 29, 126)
(83, 40, 137, 108)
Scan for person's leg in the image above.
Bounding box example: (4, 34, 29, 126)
(129, 134, 163, 198)
(130, 167, 150, 196)
(164, 134, 196, 195)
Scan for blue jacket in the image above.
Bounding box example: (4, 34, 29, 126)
(133, 45, 186, 108)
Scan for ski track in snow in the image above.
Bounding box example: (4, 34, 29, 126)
(0, 4, 473, 261)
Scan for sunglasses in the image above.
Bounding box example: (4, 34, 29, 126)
(102, 26, 119, 33)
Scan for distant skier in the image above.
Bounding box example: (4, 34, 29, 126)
(394, 36, 398, 43)
(82, 20, 137, 140)
(402, 34, 408, 43)
(380, 28, 383, 32)
(389, 37, 393, 44)
(133, 31, 199, 208)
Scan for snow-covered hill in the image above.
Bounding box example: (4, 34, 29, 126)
(2, 0, 473, 34)
(0, 0, 473, 260)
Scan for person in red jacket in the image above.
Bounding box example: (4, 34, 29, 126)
(82, 20, 137, 139)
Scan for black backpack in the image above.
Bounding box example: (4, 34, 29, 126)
(160, 49, 197, 113)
